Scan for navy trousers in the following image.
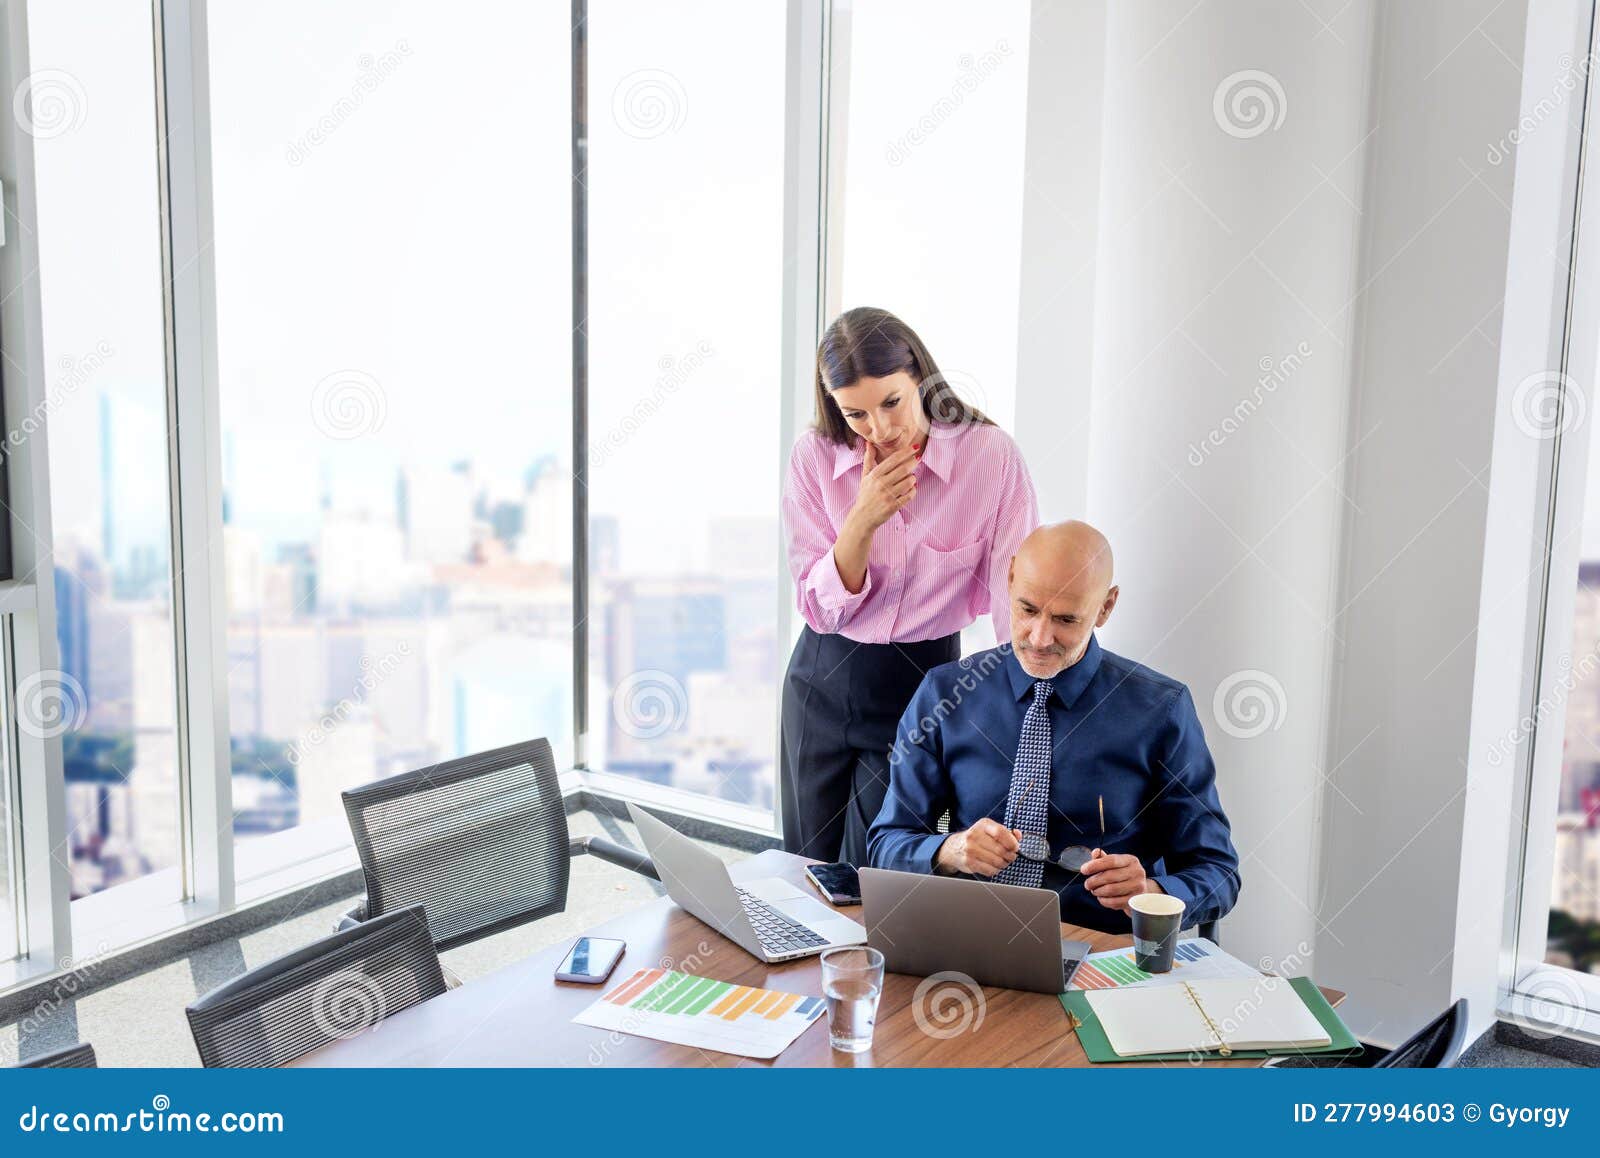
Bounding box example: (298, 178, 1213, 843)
(779, 626, 961, 866)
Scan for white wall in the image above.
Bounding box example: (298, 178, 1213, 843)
(1016, 0, 1549, 1045)
(1314, 0, 1543, 1047)
(1014, 0, 1102, 521)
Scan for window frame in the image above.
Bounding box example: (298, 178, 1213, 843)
(2, 616, 26, 962)
(0, 0, 74, 985)
(1502, 0, 1600, 1042)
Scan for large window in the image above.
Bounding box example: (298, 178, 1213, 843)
(206, 2, 574, 875)
(29, 0, 184, 910)
(839, 0, 1028, 430)
(1547, 438, 1600, 980)
(1518, 77, 1600, 1027)
(584, 0, 787, 815)
(0, 0, 828, 972)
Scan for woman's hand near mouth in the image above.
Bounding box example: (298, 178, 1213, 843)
(851, 441, 920, 531)
(832, 442, 920, 593)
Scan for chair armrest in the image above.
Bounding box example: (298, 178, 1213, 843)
(334, 899, 367, 933)
(569, 835, 659, 880)
(1198, 919, 1219, 945)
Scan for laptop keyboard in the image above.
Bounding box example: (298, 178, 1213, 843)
(736, 888, 828, 954)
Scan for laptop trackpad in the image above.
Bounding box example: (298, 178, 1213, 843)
(744, 876, 856, 929)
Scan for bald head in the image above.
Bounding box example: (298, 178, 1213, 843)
(1015, 521, 1114, 593)
(1007, 520, 1119, 679)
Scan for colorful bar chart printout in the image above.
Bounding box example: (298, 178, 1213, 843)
(572, 969, 824, 1059)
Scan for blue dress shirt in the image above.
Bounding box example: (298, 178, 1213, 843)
(866, 635, 1241, 933)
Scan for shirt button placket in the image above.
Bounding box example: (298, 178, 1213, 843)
(894, 515, 905, 585)
(887, 514, 906, 636)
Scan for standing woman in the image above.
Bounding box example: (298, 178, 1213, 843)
(780, 307, 1039, 866)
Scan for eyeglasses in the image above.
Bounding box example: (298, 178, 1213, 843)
(1011, 791, 1106, 874)
(1015, 834, 1096, 873)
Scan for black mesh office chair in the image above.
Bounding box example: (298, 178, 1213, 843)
(7, 1042, 97, 1068)
(186, 905, 445, 1068)
(1374, 998, 1469, 1068)
(338, 738, 657, 951)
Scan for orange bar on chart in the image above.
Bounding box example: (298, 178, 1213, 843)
(707, 986, 752, 1017)
(604, 969, 664, 1005)
(750, 991, 782, 1016)
(721, 987, 765, 1020)
(763, 992, 802, 1020)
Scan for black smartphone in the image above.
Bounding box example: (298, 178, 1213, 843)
(804, 862, 863, 905)
(554, 936, 626, 984)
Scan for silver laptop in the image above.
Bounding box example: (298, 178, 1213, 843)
(859, 867, 1091, 993)
(627, 803, 866, 963)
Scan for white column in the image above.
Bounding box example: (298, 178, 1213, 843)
(1083, 1, 1374, 966)
(1013, 0, 1105, 521)
(1316, 0, 1543, 1045)
(1015, 0, 1547, 1044)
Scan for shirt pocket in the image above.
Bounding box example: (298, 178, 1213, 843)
(918, 536, 985, 569)
(912, 537, 988, 608)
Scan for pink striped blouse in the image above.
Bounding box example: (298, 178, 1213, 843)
(781, 421, 1039, 645)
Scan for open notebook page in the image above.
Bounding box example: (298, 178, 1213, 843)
(1087, 975, 1331, 1056)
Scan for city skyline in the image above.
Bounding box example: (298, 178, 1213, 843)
(54, 436, 781, 898)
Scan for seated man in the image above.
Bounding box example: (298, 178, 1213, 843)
(867, 520, 1240, 934)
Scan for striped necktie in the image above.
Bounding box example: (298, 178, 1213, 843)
(995, 680, 1053, 888)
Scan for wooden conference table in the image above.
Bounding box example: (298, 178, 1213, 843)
(296, 849, 1342, 1067)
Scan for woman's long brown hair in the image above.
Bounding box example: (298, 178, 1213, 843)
(811, 307, 992, 444)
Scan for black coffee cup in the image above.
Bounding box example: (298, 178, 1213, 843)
(1129, 893, 1186, 973)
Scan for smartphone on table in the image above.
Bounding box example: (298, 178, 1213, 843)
(554, 936, 627, 984)
(803, 862, 863, 905)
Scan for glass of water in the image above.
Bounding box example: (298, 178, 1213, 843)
(820, 946, 884, 1054)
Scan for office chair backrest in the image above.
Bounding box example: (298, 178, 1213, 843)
(8, 1042, 97, 1068)
(1375, 997, 1468, 1068)
(341, 738, 570, 950)
(186, 905, 445, 1068)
